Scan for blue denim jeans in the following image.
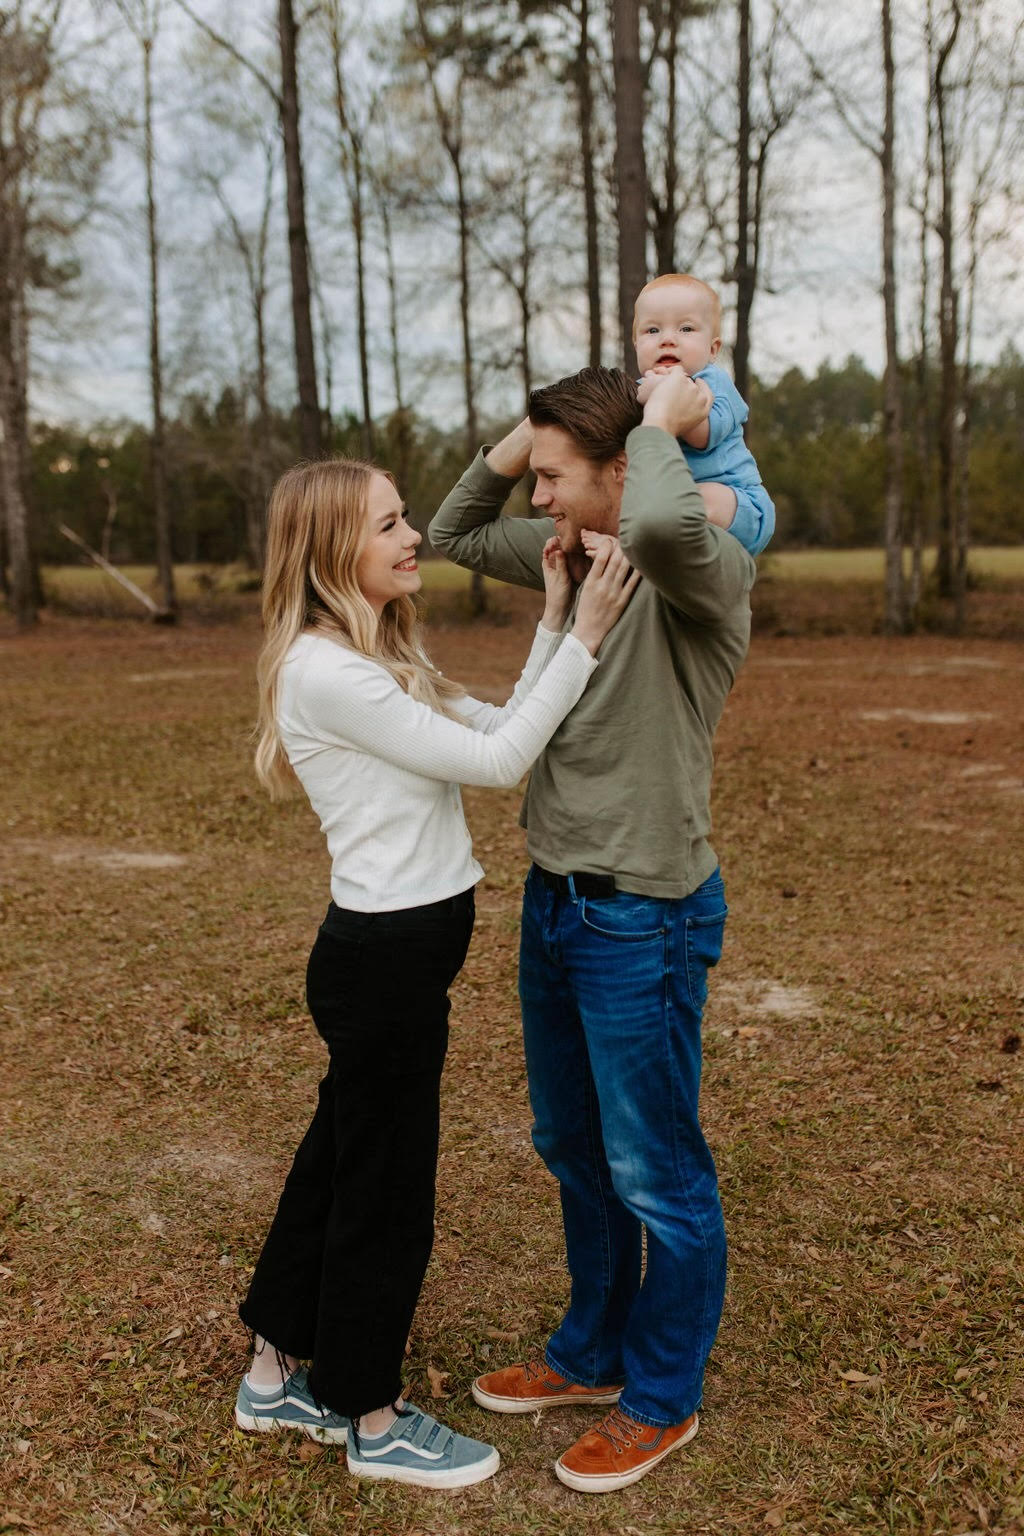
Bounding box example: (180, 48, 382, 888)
(519, 864, 728, 1427)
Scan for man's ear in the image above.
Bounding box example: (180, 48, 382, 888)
(610, 451, 628, 485)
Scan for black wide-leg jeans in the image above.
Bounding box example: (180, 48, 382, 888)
(239, 888, 475, 1419)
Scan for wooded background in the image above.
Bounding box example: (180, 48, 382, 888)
(1, 0, 1022, 632)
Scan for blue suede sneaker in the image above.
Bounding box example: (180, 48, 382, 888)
(234, 1368, 349, 1444)
(347, 1403, 500, 1488)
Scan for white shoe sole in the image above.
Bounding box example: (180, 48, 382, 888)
(471, 1380, 622, 1414)
(234, 1408, 348, 1445)
(554, 1413, 698, 1494)
(346, 1445, 501, 1489)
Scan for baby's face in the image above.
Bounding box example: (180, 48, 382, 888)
(634, 282, 720, 377)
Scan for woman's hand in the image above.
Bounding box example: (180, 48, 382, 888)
(541, 535, 574, 631)
(570, 534, 641, 656)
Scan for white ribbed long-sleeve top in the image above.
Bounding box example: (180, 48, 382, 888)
(279, 624, 597, 912)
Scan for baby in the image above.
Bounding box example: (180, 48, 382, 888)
(633, 273, 775, 557)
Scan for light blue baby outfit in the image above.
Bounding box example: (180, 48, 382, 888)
(684, 363, 775, 556)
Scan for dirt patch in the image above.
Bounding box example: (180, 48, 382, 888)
(859, 707, 995, 724)
(7, 837, 188, 871)
(54, 849, 188, 871)
(714, 979, 821, 1022)
(128, 666, 236, 684)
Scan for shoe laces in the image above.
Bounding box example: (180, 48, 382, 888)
(523, 1360, 552, 1383)
(595, 1406, 645, 1455)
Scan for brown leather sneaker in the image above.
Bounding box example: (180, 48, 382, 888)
(554, 1405, 699, 1492)
(471, 1360, 623, 1415)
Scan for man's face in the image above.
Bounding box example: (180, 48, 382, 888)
(634, 280, 720, 378)
(529, 425, 623, 556)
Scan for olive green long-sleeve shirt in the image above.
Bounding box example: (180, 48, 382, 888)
(428, 425, 755, 899)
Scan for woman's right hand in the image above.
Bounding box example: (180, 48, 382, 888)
(570, 535, 641, 656)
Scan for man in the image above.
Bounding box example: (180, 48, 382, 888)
(429, 365, 755, 1494)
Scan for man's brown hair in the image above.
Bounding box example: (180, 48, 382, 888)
(529, 367, 643, 463)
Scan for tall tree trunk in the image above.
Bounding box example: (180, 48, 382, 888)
(0, 360, 35, 628)
(329, 16, 372, 457)
(520, 196, 532, 417)
(247, 289, 271, 570)
(954, 363, 970, 632)
(352, 156, 373, 459)
(454, 156, 477, 456)
(909, 7, 936, 627)
(954, 195, 982, 634)
(577, 0, 602, 366)
(612, 0, 648, 373)
(933, 3, 961, 601)
(380, 196, 412, 490)
(0, 186, 33, 625)
(733, 0, 753, 402)
(453, 153, 484, 615)
(278, 0, 322, 460)
(652, 0, 680, 273)
(880, 0, 904, 634)
(143, 33, 175, 615)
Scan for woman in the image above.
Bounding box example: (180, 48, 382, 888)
(233, 458, 637, 1489)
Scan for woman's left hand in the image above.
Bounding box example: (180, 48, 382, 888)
(541, 535, 574, 631)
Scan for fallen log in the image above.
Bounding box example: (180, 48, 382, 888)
(57, 524, 175, 622)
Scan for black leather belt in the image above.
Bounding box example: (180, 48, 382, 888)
(533, 864, 617, 898)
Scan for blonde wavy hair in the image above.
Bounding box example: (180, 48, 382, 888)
(255, 458, 464, 798)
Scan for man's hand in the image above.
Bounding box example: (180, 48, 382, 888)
(484, 417, 534, 479)
(637, 367, 711, 437)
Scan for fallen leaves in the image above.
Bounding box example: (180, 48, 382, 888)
(426, 1365, 449, 1399)
(839, 1369, 883, 1388)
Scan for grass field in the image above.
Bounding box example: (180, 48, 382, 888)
(40, 546, 1024, 609)
(1, 589, 1022, 1536)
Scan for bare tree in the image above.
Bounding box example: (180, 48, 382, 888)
(932, 0, 962, 603)
(174, 0, 322, 459)
(612, 0, 647, 371)
(200, 140, 277, 568)
(0, 8, 44, 628)
(407, 0, 503, 614)
(522, 0, 605, 365)
(324, 0, 374, 456)
(113, 0, 176, 615)
(409, 0, 478, 459)
(950, 8, 1022, 630)
(1, 2, 106, 629)
(470, 85, 576, 416)
(731, 2, 799, 406)
(907, 10, 936, 626)
(645, 0, 714, 276)
(786, 2, 906, 631)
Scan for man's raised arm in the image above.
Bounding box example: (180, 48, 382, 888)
(428, 420, 551, 591)
(620, 370, 755, 624)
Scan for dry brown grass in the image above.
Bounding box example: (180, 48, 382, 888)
(1, 585, 1022, 1536)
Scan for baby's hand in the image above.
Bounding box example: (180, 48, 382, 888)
(637, 366, 689, 406)
(541, 534, 573, 630)
(570, 535, 641, 655)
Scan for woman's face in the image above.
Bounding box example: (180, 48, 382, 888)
(354, 473, 422, 616)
